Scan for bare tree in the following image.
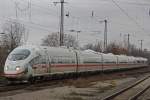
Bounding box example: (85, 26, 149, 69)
(2, 21, 26, 51)
(42, 33, 59, 47)
(0, 20, 26, 71)
(106, 42, 120, 54)
(83, 41, 150, 64)
(0, 46, 8, 72)
(42, 33, 78, 48)
(93, 41, 103, 52)
(83, 43, 94, 50)
(83, 41, 103, 52)
(63, 34, 78, 48)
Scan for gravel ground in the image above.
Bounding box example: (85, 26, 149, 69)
(0, 77, 136, 100)
(137, 87, 150, 100)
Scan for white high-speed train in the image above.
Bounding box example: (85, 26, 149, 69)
(4, 45, 148, 81)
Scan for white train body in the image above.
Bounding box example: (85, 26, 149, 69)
(4, 45, 148, 81)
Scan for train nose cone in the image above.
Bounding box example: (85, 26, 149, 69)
(4, 66, 26, 79)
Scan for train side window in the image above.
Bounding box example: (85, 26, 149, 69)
(51, 56, 58, 64)
(62, 57, 67, 63)
(71, 57, 75, 63)
(104, 61, 116, 64)
(40, 56, 47, 64)
(83, 57, 101, 64)
(60, 56, 69, 64)
(55, 56, 62, 63)
(58, 56, 63, 63)
(60, 56, 65, 63)
(51, 56, 75, 64)
(29, 56, 40, 66)
(29, 55, 48, 67)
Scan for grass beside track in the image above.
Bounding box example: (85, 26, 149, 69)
(0, 66, 3, 74)
(0, 77, 5, 81)
(0, 67, 6, 82)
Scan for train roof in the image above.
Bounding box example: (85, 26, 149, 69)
(15, 45, 148, 61)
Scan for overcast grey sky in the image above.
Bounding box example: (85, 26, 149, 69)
(0, 0, 150, 49)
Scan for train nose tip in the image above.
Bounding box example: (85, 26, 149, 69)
(4, 70, 26, 80)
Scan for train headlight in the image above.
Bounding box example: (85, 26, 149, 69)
(15, 66, 20, 71)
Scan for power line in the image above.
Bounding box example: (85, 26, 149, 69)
(110, 0, 147, 33)
(0, 16, 56, 32)
(14, 0, 31, 20)
(11, 0, 58, 16)
(10, 0, 60, 32)
(121, 1, 150, 6)
(135, 0, 148, 15)
(29, 0, 31, 20)
(16, 1, 30, 11)
(14, 1, 18, 19)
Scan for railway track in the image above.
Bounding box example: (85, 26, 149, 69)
(102, 75, 150, 100)
(0, 83, 29, 92)
(0, 67, 150, 96)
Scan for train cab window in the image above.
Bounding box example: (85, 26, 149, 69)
(8, 49, 30, 61)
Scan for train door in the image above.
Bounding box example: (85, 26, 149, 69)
(30, 53, 50, 75)
(46, 54, 51, 74)
(30, 55, 42, 75)
(33, 55, 46, 75)
(116, 56, 119, 69)
(40, 51, 51, 74)
(100, 53, 104, 71)
(74, 51, 83, 73)
(75, 51, 79, 73)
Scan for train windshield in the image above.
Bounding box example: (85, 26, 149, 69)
(8, 49, 31, 61)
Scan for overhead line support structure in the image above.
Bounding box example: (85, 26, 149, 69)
(104, 19, 107, 53)
(54, 0, 66, 46)
(138, 40, 144, 52)
(100, 19, 108, 53)
(127, 33, 130, 55)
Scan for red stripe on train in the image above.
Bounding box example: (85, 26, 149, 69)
(32, 64, 139, 68)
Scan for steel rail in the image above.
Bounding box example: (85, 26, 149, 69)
(129, 85, 150, 100)
(102, 75, 150, 100)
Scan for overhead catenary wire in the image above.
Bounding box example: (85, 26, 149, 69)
(11, 0, 58, 16)
(135, 0, 148, 16)
(16, 1, 30, 11)
(110, 0, 147, 33)
(13, 0, 149, 33)
(12, 1, 92, 34)
(5, 0, 149, 44)
(0, 16, 57, 33)
(8, 0, 60, 34)
(119, 1, 150, 7)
